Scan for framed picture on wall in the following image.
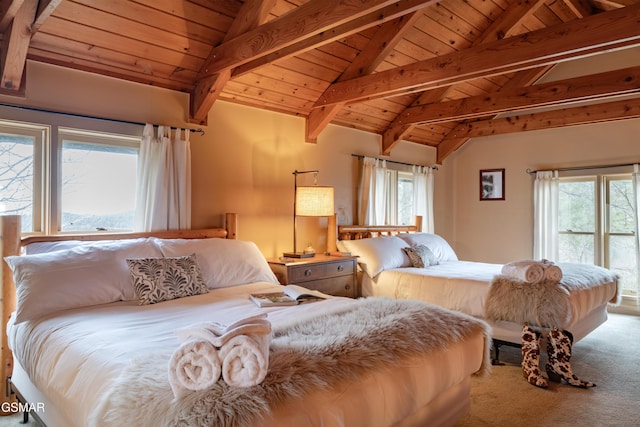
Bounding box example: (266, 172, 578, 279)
(480, 169, 505, 201)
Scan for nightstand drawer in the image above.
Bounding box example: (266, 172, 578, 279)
(304, 276, 356, 298)
(288, 259, 355, 283)
(267, 255, 359, 298)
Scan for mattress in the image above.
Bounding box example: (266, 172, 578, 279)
(8, 282, 487, 427)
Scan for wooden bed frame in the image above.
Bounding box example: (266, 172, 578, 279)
(338, 216, 422, 240)
(0, 213, 238, 412)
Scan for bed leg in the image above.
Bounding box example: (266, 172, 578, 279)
(6, 376, 30, 424)
(491, 339, 505, 365)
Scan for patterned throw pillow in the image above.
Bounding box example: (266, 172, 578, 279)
(127, 253, 208, 305)
(402, 245, 439, 268)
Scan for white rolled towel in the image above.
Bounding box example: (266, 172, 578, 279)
(168, 339, 221, 399)
(218, 333, 271, 388)
(543, 263, 563, 283)
(501, 260, 545, 284)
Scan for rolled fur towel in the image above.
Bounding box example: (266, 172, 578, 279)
(501, 260, 545, 284)
(168, 339, 222, 399)
(219, 333, 271, 387)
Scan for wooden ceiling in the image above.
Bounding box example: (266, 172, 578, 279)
(1, 0, 640, 163)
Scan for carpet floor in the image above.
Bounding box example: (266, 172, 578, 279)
(456, 312, 640, 427)
(0, 313, 637, 427)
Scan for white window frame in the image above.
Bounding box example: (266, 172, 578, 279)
(0, 107, 141, 236)
(558, 168, 637, 298)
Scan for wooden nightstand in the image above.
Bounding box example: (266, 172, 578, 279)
(267, 254, 358, 298)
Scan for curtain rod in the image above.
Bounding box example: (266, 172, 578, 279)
(526, 162, 637, 175)
(0, 102, 205, 136)
(351, 154, 438, 170)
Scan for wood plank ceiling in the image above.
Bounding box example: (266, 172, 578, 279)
(1, 0, 639, 163)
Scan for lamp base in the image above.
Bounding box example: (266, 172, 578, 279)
(282, 252, 315, 258)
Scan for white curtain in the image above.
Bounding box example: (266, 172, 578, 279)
(134, 124, 191, 231)
(533, 170, 559, 261)
(631, 164, 640, 304)
(412, 165, 435, 232)
(358, 157, 387, 225)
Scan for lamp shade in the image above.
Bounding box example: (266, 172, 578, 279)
(295, 186, 334, 216)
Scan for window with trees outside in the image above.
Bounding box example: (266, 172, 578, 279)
(1, 119, 140, 235)
(385, 170, 415, 226)
(558, 174, 637, 299)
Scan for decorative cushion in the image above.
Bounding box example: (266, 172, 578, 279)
(5, 238, 162, 323)
(402, 245, 439, 268)
(338, 236, 411, 278)
(127, 253, 208, 305)
(154, 238, 278, 288)
(397, 233, 459, 262)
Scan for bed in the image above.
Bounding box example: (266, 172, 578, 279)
(0, 214, 491, 427)
(337, 222, 620, 355)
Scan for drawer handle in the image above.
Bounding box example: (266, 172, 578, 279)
(344, 284, 351, 290)
(337, 265, 344, 272)
(304, 269, 312, 277)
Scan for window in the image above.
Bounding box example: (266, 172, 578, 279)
(558, 173, 637, 297)
(385, 170, 415, 226)
(59, 129, 139, 232)
(1, 120, 140, 234)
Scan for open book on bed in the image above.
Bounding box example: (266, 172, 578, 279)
(249, 284, 328, 307)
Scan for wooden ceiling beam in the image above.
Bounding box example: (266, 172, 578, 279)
(314, 3, 640, 107)
(435, 0, 597, 162)
(305, 10, 425, 143)
(392, 66, 640, 126)
(190, 0, 276, 124)
(381, 0, 547, 155)
(0, 0, 23, 32)
(0, 0, 36, 91)
(199, 0, 428, 77)
(232, 0, 434, 78)
(32, 0, 61, 33)
(436, 97, 640, 164)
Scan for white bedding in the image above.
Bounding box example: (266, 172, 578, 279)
(362, 260, 618, 341)
(8, 282, 486, 427)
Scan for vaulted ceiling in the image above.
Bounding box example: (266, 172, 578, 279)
(1, 0, 640, 163)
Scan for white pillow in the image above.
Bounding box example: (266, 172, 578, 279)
(397, 233, 458, 262)
(339, 236, 411, 278)
(5, 238, 162, 323)
(154, 238, 278, 288)
(24, 240, 109, 255)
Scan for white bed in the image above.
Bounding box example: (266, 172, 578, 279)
(1, 214, 490, 427)
(337, 226, 619, 349)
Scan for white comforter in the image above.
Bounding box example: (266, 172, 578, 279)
(8, 282, 486, 427)
(364, 261, 618, 326)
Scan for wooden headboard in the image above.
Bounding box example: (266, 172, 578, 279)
(0, 212, 238, 403)
(338, 216, 423, 240)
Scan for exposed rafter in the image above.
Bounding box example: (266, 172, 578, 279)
(305, 8, 427, 143)
(380, 0, 548, 155)
(190, 0, 276, 124)
(314, 3, 640, 107)
(436, 97, 640, 163)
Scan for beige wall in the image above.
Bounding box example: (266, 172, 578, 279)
(437, 47, 640, 263)
(194, 101, 436, 257)
(440, 118, 640, 263)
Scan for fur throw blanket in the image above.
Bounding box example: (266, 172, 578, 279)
(91, 297, 491, 427)
(485, 263, 619, 328)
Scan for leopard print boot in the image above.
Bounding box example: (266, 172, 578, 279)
(521, 323, 548, 388)
(545, 328, 596, 388)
